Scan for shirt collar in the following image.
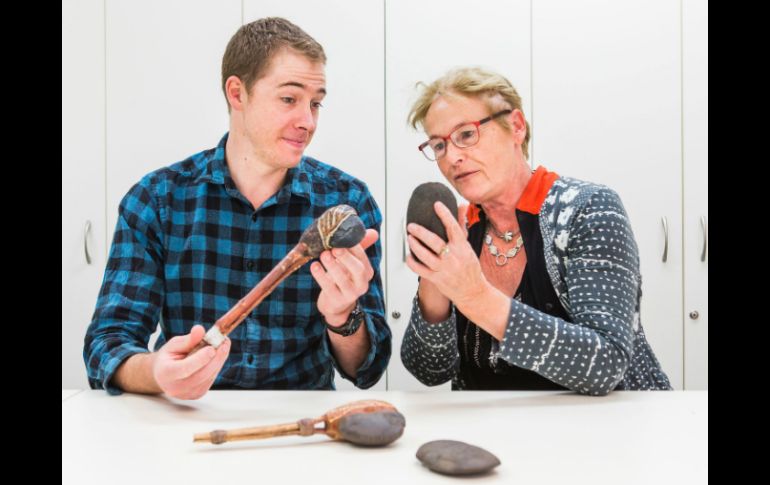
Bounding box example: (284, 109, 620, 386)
(197, 132, 313, 203)
(466, 165, 560, 227)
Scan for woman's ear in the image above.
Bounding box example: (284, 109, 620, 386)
(510, 109, 528, 144)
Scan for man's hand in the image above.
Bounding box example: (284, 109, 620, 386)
(151, 325, 231, 400)
(310, 229, 378, 325)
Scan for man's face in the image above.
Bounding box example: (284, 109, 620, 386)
(235, 49, 326, 170)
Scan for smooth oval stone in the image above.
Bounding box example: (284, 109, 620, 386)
(337, 410, 406, 447)
(416, 440, 501, 475)
(406, 182, 458, 263)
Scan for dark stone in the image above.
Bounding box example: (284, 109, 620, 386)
(416, 440, 500, 475)
(328, 212, 366, 249)
(300, 205, 366, 256)
(406, 182, 458, 263)
(337, 411, 406, 447)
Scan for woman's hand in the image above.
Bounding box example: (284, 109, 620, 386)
(406, 201, 488, 308)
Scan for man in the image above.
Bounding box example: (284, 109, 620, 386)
(84, 17, 391, 398)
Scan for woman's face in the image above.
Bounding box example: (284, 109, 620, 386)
(423, 94, 523, 205)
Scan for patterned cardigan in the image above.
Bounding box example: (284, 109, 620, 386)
(401, 167, 672, 395)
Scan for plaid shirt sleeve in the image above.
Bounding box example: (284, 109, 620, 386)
(83, 177, 165, 395)
(324, 186, 391, 389)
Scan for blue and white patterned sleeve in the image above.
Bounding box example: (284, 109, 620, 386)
(400, 295, 460, 386)
(498, 187, 638, 395)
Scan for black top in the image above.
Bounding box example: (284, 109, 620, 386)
(454, 208, 570, 390)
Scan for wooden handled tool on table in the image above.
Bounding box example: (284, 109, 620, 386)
(192, 204, 367, 352)
(193, 400, 406, 447)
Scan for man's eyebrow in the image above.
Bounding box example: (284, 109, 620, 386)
(277, 81, 327, 95)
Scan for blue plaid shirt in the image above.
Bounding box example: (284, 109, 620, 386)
(84, 133, 391, 394)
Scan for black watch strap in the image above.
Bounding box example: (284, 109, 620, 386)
(325, 302, 364, 336)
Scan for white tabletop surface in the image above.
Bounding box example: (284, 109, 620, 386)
(62, 390, 707, 484)
(62, 389, 83, 401)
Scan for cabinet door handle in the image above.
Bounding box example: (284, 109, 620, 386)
(84, 220, 93, 265)
(402, 216, 408, 263)
(661, 216, 668, 263)
(700, 216, 707, 262)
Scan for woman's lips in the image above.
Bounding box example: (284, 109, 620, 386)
(455, 170, 478, 181)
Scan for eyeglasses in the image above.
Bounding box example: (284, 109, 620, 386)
(418, 109, 512, 161)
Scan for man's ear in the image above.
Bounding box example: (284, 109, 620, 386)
(225, 75, 244, 111)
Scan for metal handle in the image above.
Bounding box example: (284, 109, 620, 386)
(661, 217, 668, 263)
(402, 216, 409, 263)
(84, 220, 93, 265)
(700, 216, 707, 262)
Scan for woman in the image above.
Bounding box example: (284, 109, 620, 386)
(401, 67, 671, 395)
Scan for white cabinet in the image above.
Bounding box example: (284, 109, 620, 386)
(683, 0, 708, 390)
(532, 0, 684, 388)
(63, 0, 707, 391)
(62, 0, 106, 389)
(105, 0, 240, 241)
(385, 0, 532, 390)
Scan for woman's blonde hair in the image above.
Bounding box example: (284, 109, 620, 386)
(408, 67, 530, 159)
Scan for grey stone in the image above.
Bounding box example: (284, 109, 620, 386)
(406, 183, 458, 263)
(337, 411, 406, 447)
(416, 440, 501, 475)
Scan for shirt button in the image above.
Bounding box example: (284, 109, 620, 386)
(247, 355, 255, 365)
(246, 260, 255, 270)
(251, 213, 258, 222)
(545, 302, 554, 312)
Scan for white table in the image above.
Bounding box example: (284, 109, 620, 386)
(62, 389, 83, 401)
(62, 390, 707, 484)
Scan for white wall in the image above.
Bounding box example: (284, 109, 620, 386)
(63, 0, 708, 390)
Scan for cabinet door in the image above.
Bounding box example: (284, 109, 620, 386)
(386, 0, 532, 390)
(105, 0, 240, 241)
(244, 0, 386, 390)
(683, 0, 708, 390)
(533, 0, 683, 387)
(62, 0, 106, 389)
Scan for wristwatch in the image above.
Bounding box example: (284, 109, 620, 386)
(325, 302, 365, 337)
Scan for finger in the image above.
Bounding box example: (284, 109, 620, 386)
(320, 251, 358, 299)
(358, 228, 379, 251)
(434, 201, 465, 243)
(163, 325, 206, 354)
(332, 248, 370, 287)
(406, 254, 435, 280)
(406, 222, 446, 254)
(346, 238, 375, 269)
(407, 234, 442, 271)
(310, 261, 342, 297)
(186, 338, 231, 390)
(458, 203, 469, 237)
(171, 344, 216, 380)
